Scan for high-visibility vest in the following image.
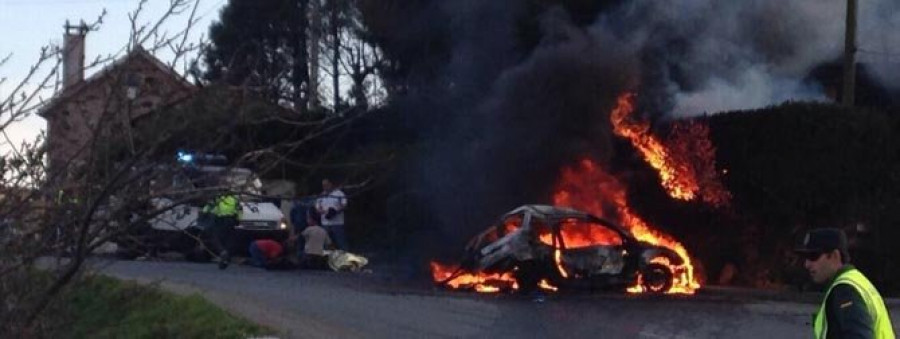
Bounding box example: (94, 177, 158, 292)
(209, 194, 240, 217)
(813, 268, 895, 339)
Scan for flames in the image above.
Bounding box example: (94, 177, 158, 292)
(430, 91, 727, 296)
(553, 159, 700, 294)
(553, 248, 568, 279)
(610, 93, 730, 206)
(553, 92, 714, 294)
(430, 262, 518, 293)
(611, 93, 697, 200)
(431, 262, 562, 293)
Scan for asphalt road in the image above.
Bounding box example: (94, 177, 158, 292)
(98, 259, 900, 339)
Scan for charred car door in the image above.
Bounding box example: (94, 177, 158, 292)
(555, 218, 627, 277)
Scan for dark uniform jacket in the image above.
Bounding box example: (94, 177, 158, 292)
(824, 265, 875, 339)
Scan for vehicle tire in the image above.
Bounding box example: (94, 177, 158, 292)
(641, 262, 674, 293)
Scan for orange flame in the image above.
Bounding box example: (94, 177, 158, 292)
(539, 279, 558, 292)
(430, 253, 563, 293)
(429, 91, 719, 295)
(666, 120, 732, 207)
(430, 262, 518, 293)
(553, 159, 700, 294)
(538, 219, 623, 248)
(611, 92, 731, 206)
(553, 248, 568, 279)
(610, 93, 699, 201)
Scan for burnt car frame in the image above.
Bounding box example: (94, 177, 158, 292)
(461, 205, 685, 293)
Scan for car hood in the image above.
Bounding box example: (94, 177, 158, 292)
(240, 202, 283, 221)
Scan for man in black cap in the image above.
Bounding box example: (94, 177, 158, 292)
(795, 228, 895, 339)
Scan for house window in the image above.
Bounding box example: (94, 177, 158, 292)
(125, 72, 141, 100)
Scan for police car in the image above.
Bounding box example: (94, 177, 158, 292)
(114, 153, 288, 260)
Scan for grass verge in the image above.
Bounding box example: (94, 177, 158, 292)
(59, 275, 272, 339)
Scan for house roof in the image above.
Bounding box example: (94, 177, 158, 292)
(37, 46, 197, 118)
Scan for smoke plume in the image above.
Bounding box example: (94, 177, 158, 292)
(389, 0, 900, 255)
(595, 0, 900, 117)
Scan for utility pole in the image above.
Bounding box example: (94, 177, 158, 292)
(842, 0, 858, 107)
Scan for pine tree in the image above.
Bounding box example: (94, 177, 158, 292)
(203, 0, 311, 110)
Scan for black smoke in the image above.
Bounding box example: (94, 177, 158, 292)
(413, 7, 639, 256)
(366, 0, 900, 262)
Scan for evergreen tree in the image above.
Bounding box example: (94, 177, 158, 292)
(203, 0, 311, 110)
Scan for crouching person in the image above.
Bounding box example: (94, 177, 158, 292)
(248, 239, 289, 270)
(299, 214, 332, 270)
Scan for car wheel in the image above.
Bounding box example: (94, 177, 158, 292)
(641, 262, 673, 293)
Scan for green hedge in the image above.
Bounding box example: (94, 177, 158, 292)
(673, 102, 900, 292)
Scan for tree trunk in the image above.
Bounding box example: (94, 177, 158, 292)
(351, 42, 369, 110)
(293, 0, 311, 112)
(308, 0, 322, 109)
(330, 0, 341, 113)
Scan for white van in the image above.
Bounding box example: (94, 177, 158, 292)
(116, 164, 288, 260)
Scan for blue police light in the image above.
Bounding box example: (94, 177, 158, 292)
(176, 151, 227, 165)
(177, 151, 194, 163)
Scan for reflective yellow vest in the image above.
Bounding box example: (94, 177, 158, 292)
(813, 267, 895, 339)
(207, 194, 240, 217)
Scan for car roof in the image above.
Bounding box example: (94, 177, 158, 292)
(503, 205, 592, 220)
(502, 204, 634, 239)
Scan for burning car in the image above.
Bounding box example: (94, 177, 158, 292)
(433, 205, 688, 294)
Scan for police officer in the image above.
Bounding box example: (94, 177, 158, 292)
(204, 192, 241, 269)
(795, 228, 895, 339)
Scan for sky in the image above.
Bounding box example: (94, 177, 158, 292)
(0, 0, 227, 153)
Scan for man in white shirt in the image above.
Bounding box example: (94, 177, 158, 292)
(315, 178, 349, 250)
(299, 212, 332, 270)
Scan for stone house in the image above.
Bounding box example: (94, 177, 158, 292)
(38, 23, 197, 177)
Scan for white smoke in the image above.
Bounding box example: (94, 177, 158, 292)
(859, 1, 900, 90)
(673, 67, 826, 116)
(591, 0, 899, 116)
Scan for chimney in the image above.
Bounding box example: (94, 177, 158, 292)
(62, 20, 88, 89)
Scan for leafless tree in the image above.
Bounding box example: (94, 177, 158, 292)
(0, 1, 345, 336)
(313, 0, 386, 112)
